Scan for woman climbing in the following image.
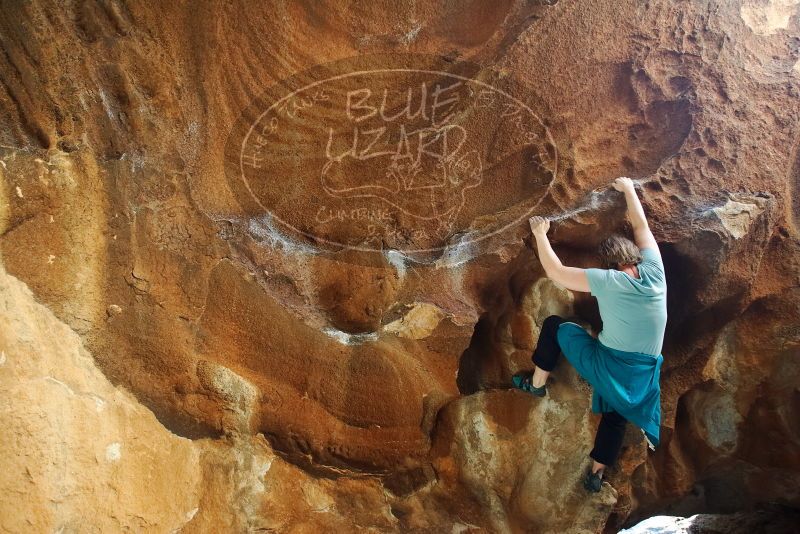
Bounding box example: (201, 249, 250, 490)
(513, 176, 667, 493)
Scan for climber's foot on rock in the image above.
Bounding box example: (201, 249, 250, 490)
(583, 465, 603, 493)
(512, 373, 546, 397)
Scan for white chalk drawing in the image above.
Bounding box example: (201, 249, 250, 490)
(234, 61, 559, 255)
(322, 117, 482, 231)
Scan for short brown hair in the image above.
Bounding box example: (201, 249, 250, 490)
(599, 235, 642, 269)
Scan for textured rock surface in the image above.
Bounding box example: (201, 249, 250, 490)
(0, 264, 203, 533)
(1, 0, 799, 532)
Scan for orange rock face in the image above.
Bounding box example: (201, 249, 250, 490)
(1, 0, 799, 531)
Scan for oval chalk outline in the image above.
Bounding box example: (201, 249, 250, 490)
(239, 67, 558, 255)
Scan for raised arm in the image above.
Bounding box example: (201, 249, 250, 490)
(529, 216, 590, 293)
(613, 177, 659, 253)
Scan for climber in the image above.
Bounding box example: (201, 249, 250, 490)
(512, 176, 666, 494)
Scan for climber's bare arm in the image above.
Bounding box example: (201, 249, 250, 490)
(529, 216, 590, 293)
(613, 177, 660, 256)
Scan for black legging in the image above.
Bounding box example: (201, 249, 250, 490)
(532, 315, 627, 466)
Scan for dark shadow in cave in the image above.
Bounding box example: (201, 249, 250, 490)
(659, 241, 751, 368)
(456, 313, 493, 395)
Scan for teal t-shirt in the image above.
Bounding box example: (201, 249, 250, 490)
(585, 247, 667, 356)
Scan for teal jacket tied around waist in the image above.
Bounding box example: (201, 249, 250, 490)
(557, 322, 663, 447)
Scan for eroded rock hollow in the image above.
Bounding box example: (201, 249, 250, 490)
(1, 0, 799, 532)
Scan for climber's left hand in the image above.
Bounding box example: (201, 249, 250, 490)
(529, 216, 550, 238)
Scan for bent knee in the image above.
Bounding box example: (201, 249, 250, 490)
(542, 315, 565, 333)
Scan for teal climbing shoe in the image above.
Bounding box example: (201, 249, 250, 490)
(583, 466, 603, 493)
(511, 373, 546, 397)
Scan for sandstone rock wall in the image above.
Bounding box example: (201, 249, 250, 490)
(1, 0, 799, 532)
